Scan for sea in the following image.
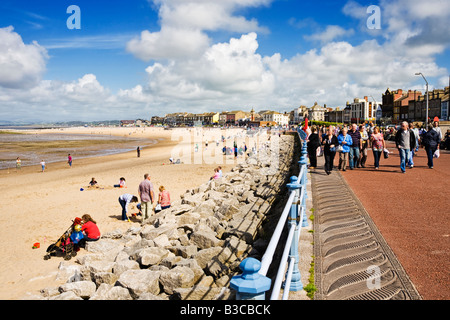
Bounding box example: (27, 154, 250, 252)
(0, 127, 158, 170)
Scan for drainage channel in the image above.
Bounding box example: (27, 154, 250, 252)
(311, 164, 421, 300)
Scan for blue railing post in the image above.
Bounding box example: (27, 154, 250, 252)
(284, 176, 303, 291)
(230, 258, 271, 300)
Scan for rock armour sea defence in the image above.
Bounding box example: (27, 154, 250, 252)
(38, 134, 297, 300)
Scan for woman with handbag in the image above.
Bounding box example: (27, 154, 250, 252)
(421, 124, 441, 169)
(322, 127, 339, 175)
(338, 127, 353, 171)
(370, 127, 386, 170)
(307, 126, 321, 169)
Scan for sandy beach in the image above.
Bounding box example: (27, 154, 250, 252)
(0, 127, 244, 299)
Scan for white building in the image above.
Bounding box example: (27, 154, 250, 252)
(262, 111, 290, 126)
(308, 102, 327, 122)
(293, 106, 308, 124)
(347, 97, 381, 123)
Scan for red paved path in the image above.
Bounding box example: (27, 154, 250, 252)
(335, 141, 449, 300)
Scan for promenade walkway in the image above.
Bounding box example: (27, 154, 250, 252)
(310, 141, 449, 300)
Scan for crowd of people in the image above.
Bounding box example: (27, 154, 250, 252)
(306, 120, 444, 174)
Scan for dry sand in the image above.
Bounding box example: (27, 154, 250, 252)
(0, 127, 244, 299)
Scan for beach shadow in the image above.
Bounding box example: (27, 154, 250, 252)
(108, 214, 128, 221)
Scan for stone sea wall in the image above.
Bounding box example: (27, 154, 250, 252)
(38, 134, 298, 300)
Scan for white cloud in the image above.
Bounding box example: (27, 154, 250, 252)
(0, 26, 48, 89)
(304, 25, 355, 44)
(381, 0, 450, 52)
(126, 26, 210, 61)
(126, 0, 271, 61)
(342, 0, 367, 20)
(129, 33, 275, 103)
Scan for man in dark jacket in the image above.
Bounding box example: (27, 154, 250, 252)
(421, 124, 441, 169)
(348, 123, 361, 169)
(395, 121, 417, 173)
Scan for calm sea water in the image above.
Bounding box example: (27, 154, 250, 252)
(0, 131, 157, 170)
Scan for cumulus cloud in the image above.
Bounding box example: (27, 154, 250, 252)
(124, 33, 275, 107)
(0, 74, 116, 122)
(126, 0, 271, 61)
(380, 0, 450, 51)
(126, 26, 210, 61)
(0, 26, 48, 89)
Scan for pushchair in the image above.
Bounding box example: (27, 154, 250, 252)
(44, 218, 82, 261)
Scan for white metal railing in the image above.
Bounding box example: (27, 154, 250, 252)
(230, 129, 309, 300)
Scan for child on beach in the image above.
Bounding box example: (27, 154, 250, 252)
(40, 160, 45, 172)
(114, 177, 126, 188)
(158, 186, 171, 210)
(210, 168, 220, 180)
(16, 157, 21, 170)
(88, 177, 98, 188)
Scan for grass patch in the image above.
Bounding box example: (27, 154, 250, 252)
(304, 256, 317, 299)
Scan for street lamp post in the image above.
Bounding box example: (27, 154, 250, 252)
(415, 72, 429, 125)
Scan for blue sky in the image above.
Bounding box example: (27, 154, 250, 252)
(0, 0, 449, 122)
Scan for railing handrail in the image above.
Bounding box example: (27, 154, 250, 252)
(259, 163, 305, 276)
(270, 223, 297, 299)
(230, 129, 309, 300)
(259, 190, 295, 276)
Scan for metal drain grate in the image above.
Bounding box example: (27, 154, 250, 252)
(311, 167, 421, 300)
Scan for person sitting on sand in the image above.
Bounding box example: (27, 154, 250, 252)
(118, 193, 138, 221)
(114, 177, 126, 188)
(88, 177, 98, 188)
(78, 214, 101, 247)
(210, 168, 220, 180)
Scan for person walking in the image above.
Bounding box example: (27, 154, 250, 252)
(118, 193, 138, 221)
(407, 123, 420, 168)
(322, 127, 339, 175)
(421, 124, 441, 169)
(67, 154, 72, 168)
(432, 121, 442, 141)
(16, 157, 21, 170)
(137, 146, 140, 158)
(307, 126, 321, 169)
(394, 121, 416, 173)
(338, 127, 353, 171)
(370, 127, 386, 170)
(348, 123, 361, 170)
(40, 160, 46, 172)
(138, 173, 155, 223)
(358, 125, 369, 168)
